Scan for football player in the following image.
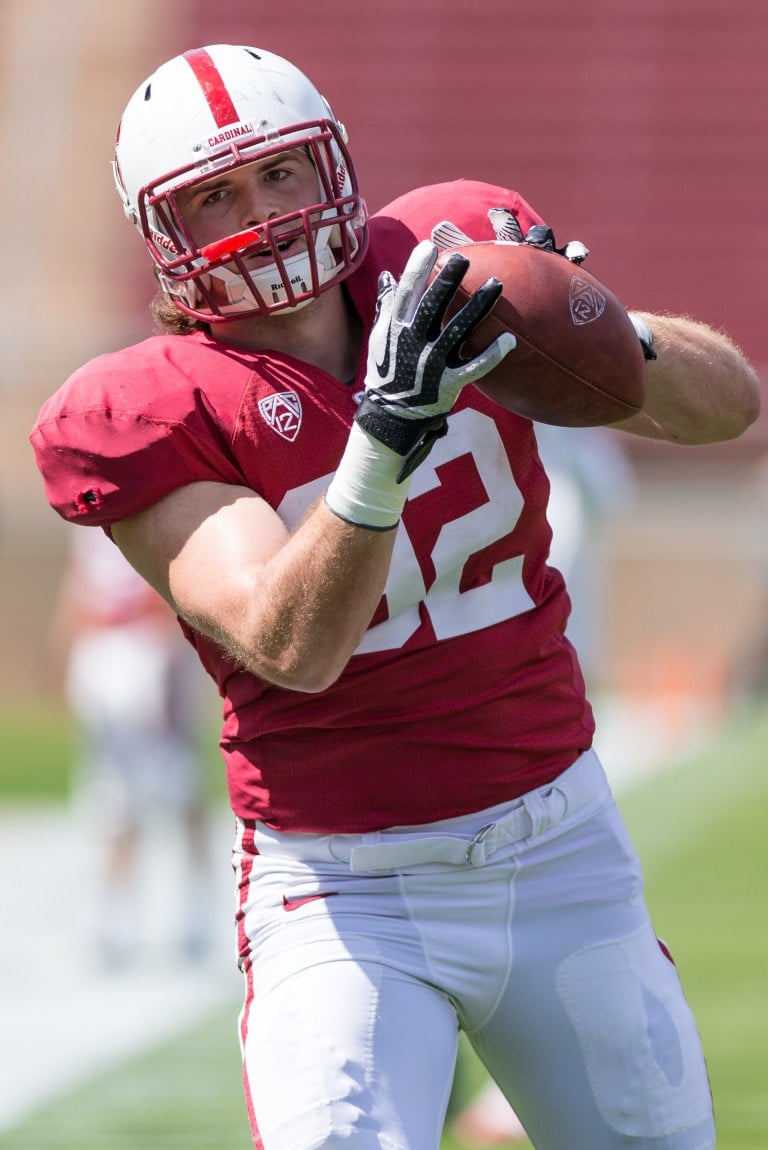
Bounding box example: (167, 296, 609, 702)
(31, 44, 760, 1150)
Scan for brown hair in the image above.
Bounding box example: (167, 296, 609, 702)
(150, 289, 205, 335)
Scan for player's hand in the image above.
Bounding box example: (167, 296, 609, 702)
(355, 240, 516, 478)
(523, 224, 589, 265)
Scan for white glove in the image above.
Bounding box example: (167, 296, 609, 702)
(325, 241, 515, 529)
(628, 311, 657, 361)
(355, 240, 516, 479)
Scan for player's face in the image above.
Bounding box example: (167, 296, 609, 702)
(177, 147, 321, 260)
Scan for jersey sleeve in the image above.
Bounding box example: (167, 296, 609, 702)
(396, 179, 545, 240)
(369, 180, 546, 265)
(30, 338, 248, 527)
(347, 179, 548, 330)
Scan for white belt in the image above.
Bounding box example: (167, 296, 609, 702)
(251, 749, 608, 873)
(347, 802, 540, 871)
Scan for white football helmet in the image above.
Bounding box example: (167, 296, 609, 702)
(113, 45, 368, 321)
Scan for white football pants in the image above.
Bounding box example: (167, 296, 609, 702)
(232, 750, 715, 1150)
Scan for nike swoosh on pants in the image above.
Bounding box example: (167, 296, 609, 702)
(282, 892, 337, 912)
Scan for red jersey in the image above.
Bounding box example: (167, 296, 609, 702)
(31, 180, 595, 832)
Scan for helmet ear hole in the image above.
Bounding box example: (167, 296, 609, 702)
(114, 44, 368, 321)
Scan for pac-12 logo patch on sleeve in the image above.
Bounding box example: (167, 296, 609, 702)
(258, 391, 303, 442)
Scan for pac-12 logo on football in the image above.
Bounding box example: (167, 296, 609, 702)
(568, 276, 607, 326)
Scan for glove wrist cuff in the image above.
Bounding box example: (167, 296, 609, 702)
(354, 396, 449, 482)
(354, 396, 446, 455)
(628, 311, 657, 362)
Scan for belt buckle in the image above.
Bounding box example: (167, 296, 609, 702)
(465, 823, 493, 866)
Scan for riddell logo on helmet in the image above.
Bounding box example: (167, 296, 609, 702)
(268, 272, 309, 302)
(151, 228, 178, 254)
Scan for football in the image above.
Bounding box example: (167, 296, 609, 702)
(436, 241, 647, 427)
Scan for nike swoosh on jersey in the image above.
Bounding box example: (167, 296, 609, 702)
(282, 892, 337, 912)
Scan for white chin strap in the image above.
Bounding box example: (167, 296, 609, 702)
(207, 224, 344, 315)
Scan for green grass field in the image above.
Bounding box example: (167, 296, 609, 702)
(1, 703, 766, 1149)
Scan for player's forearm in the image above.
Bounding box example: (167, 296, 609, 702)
(113, 484, 397, 695)
(228, 500, 396, 692)
(610, 313, 762, 444)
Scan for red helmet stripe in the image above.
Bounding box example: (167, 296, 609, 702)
(183, 48, 239, 128)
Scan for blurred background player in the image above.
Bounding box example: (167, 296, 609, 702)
(536, 425, 634, 690)
(49, 527, 214, 968)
